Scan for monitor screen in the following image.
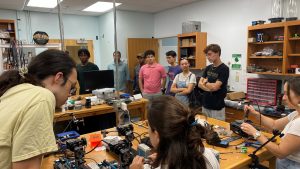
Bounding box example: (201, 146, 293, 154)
(82, 70, 114, 93)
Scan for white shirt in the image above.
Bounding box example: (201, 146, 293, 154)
(282, 111, 300, 163)
(143, 148, 220, 169)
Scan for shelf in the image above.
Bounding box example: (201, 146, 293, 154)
(180, 46, 196, 48)
(249, 41, 283, 44)
(288, 54, 300, 57)
(249, 56, 282, 59)
(289, 37, 300, 41)
(284, 73, 300, 76)
(248, 22, 285, 30)
(248, 72, 283, 75)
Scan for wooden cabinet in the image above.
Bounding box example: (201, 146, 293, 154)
(247, 20, 300, 76)
(177, 32, 207, 69)
(0, 19, 16, 42)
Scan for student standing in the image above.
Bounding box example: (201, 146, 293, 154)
(76, 48, 99, 94)
(133, 53, 145, 94)
(198, 44, 229, 121)
(165, 50, 182, 96)
(139, 50, 166, 101)
(107, 51, 130, 92)
(171, 59, 196, 106)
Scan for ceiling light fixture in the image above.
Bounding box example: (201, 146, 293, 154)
(83, 1, 121, 13)
(27, 0, 63, 8)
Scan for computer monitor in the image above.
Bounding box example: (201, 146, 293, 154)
(82, 70, 114, 93)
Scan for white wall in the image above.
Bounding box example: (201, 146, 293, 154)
(98, 10, 154, 69)
(154, 0, 300, 92)
(0, 9, 101, 66)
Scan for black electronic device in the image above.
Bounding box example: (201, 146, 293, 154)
(230, 120, 252, 138)
(117, 124, 134, 142)
(104, 139, 135, 169)
(54, 138, 89, 169)
(82, 70, 114, 94)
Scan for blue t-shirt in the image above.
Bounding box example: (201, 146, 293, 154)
(165, 65, 182, 96)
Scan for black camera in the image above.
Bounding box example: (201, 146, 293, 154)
(54, 138, 88, 169)
(117, 124, 134, 142)
(105, 139, 134, 168)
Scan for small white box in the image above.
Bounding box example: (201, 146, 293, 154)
(296, 68, 300, 74)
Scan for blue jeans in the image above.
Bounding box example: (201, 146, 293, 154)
(276, 158, 300, 169)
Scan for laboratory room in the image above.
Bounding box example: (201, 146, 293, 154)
(1, 0, 300, 169)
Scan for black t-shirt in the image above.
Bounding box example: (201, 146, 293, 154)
(76, 62, 99, 94)
(202, 63, 229, 110)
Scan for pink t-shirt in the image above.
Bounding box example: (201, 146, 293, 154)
(139, 63, 166, 94)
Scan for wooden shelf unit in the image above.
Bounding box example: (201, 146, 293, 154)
(247, 20, 300, 76)
(177, 32, 207, 69)
(0, 19, 16, 42)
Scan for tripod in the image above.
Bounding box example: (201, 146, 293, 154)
(248, 129, 284, 169)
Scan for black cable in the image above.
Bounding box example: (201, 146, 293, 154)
(62, 120, 73, 133)
(130, 120, 149, 129)
(133, 132, 142, 144)
(53, 113, 74, 127)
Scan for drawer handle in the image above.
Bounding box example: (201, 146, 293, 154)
(226, 112, 235, 115)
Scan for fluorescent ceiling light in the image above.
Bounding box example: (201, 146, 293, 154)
(83, 1, 121, 13)
(27, 0, 63, 8)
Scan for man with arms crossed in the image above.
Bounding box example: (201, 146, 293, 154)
(198, 44, 229, 121)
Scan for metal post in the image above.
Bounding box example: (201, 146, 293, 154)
(57, 0, 65, 50)
(113, 0, 120, 98)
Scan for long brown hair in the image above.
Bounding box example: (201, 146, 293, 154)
(287, 77, 300, 106)
(147, 95, 207, 169)
(0, 49, 76, 97)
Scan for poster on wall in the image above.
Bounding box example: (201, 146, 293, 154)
(231, 54, 242, 70)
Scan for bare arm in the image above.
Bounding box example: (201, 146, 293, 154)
(12, 155, 42, 169)
(139, 77, 144, 93)
(245, 105, 289, 131)
(161, 77, 166, 89)
(170, 83, 185, 94)
(198, 77, 211, 92)
(242, 123, 300, 159)
(205, 80, 222, 92)
(179, 83, 195, 95)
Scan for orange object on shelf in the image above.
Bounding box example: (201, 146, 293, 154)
(89, 133, 102, 148)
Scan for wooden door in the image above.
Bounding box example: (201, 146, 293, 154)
(48, 39, 95, 64)
(127, 38, 159, 80)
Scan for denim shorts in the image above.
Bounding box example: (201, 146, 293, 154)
(276, 158, 300, 169)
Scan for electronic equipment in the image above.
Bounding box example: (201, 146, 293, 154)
(117, 124, 134, 142)
(248, 130, 284, 169)
(82, 70, 114, 94)
(98, 160, 119, 169)
(230, 120, 252, 138)
(205, 124, 229, 148)
(103, 139, 135, 168)
(54, 138, 89, 169)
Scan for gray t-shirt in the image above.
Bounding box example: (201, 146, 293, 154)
(282, 111, 300, 163)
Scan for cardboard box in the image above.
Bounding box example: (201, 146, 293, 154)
(182, 39, 189, 46)
(226, 92, 245, 101)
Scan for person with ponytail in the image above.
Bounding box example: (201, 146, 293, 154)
(241, 77, 300, 169)
(0, 49, 77, 169)
(129, 95, 220, 169)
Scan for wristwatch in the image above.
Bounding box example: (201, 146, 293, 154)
(253, 131, 261, 140)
